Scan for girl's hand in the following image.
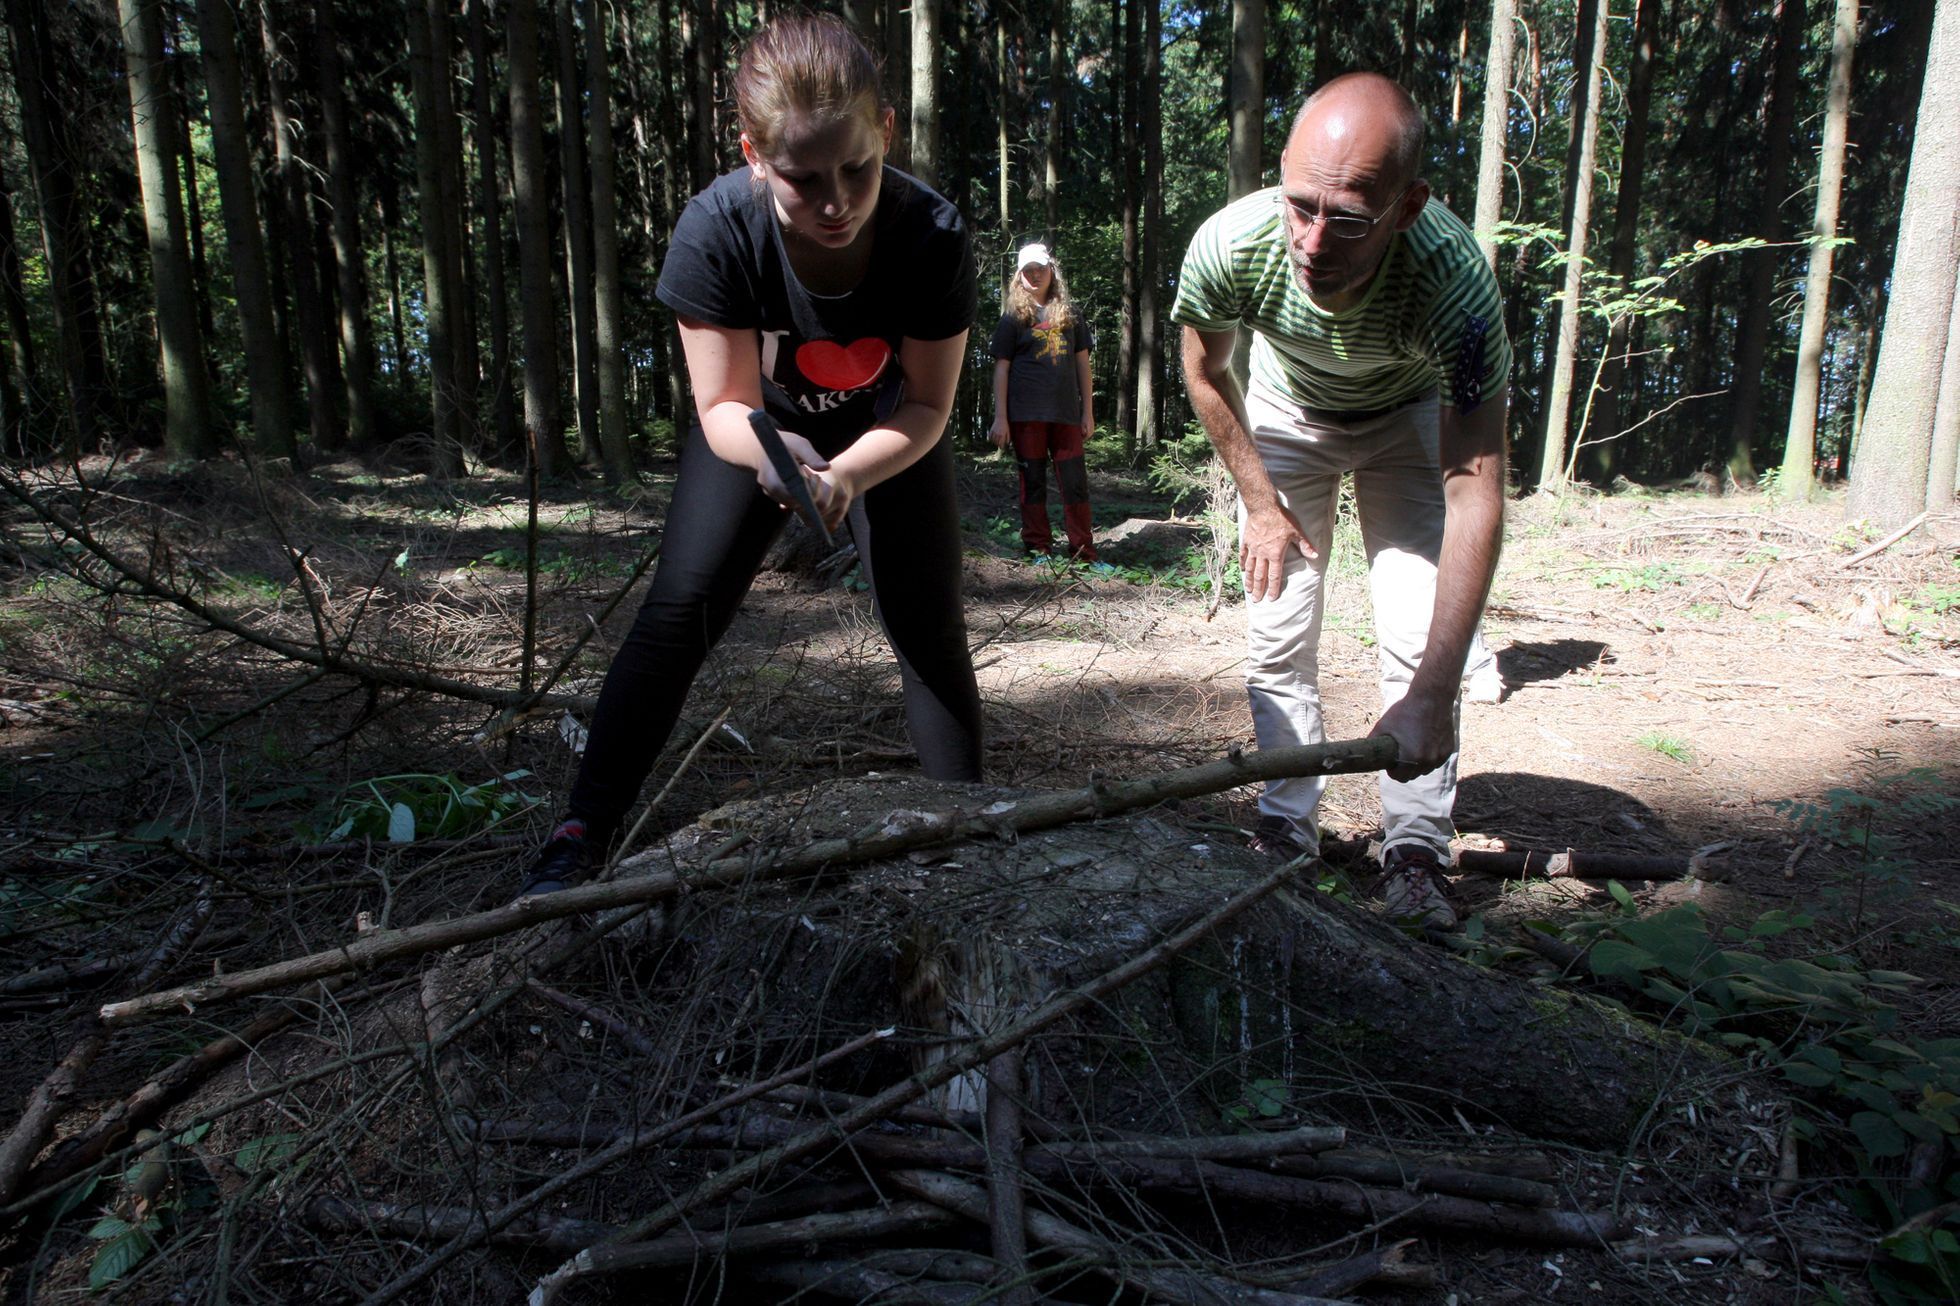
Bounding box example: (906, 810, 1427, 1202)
(988, 415, 1010, 450)
(755, 428, 832, 515)
(809, 466, 856, 533)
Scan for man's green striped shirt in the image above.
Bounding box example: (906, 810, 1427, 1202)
(1172, 188, 1509, 416)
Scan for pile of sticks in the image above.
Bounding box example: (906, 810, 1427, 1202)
(308, 1078, 1614, 1305)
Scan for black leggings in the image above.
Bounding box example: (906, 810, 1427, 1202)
(566, 425, 984, 839)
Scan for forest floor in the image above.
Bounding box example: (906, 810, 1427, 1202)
(0, 439, 1955, 1304)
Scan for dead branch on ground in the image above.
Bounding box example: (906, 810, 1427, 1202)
(101, 737, 1393, 1025)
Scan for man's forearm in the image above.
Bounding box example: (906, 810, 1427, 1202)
(1412, 392, 1508, 695)
(1180, 329, 1278, 511)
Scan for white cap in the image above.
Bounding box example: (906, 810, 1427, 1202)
(1014, 242, 1053, 268)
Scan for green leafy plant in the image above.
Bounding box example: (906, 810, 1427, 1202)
(325, 770, 539, 844)
(84, 1123, 212, 1291)
(1227, 1076, 1291, 1124)
(1566, 762, 1960, 1303)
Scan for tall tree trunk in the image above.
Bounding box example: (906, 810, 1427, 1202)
(470, 0, 519, 461)
(1451, 9, 1469, 126)
(1532, 0, 1598, 458)
(407, 0, 464, 473)
(260, 0, 340, 453)
(585, 0, 634, 485)
(910, 0, 941, 186)
(172, 56, 216, 353)
(1229, 0, 1264, 200)
(1780, 0, 1858, 498)
(556, 0, 600, 467)
(1401, 0, 1420, 81)
(1724, 0, 1806, 486)
(885, 0, 908, 169)
(0, 145, 40, 452)
(1535, 0, 1606, 491)
(1585, 0, 1660, 480)
(1044, 0, 1062, 237)
(1136, 0, 1162, 448)
(1846, 0, 1960, 527)
(842, 0, 876, 39)
(379, 185, 409, 379)
(316, 0, 376, 449)
(1115, 0, 1138, 445)
(432, 0, 477, 452)
(1314, 0, 1333, 88)
(118, 0, 214, 457)
(687, 0, 716, 191)
(1849, 284, 1882, 460)
(1929, 262, 1960, 507)
(196, 0, 295, 460)
(1471, 0, 1517, 270)
(4, 0, 106, 456)
(995, 12, 1010, 235)
(655, 0, 687, 432)
(509, 0, 565, 478)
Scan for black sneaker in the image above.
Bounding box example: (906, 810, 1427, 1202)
(516, 823, 593, 899)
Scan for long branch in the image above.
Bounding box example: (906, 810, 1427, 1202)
(101, 737, 1394, 1027)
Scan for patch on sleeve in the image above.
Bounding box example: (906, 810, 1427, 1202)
(1453, 314, 1490, 414)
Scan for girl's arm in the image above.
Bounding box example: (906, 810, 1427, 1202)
(674, 315, 842, 520)
(818, 332, 970, 515)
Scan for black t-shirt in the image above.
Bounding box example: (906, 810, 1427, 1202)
(989, 309, 1094, 424)
(656, 167, 978, 450)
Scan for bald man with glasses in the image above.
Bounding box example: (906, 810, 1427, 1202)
(1174, 72, 1510, 930)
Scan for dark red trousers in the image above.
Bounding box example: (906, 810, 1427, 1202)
(1009, 420, 1096, 560)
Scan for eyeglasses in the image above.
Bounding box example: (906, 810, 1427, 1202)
(1275, 186, 1411, 240)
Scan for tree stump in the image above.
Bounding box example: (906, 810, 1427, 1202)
(628, 773, 1726, 1148)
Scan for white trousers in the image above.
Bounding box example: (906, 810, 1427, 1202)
(1240, 381, 1457, 858)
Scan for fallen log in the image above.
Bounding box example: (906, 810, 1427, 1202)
(0, 886, 213, 1210)
(983, 1046, 1033, 1306)
(101, 737, 1393, 1027)
(1455, 848, 1705, 881)
(742, 1260, 986, 1305)
(1286, 1241, 1429, 1297)
(1611, 1231, 1870, 1268)
(19, 977, 356, 1203)
(670, 1117, 1608, 1247)
(564, 1202, 957, 1276)
(888, 1168, 1358, 1306)
(1265, 1149, 1561, 1208)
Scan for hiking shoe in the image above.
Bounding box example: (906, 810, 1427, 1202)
(516, 821, 593, 898)
(1378, 845, 1458, 930)
(1249, 815, 1313, 861)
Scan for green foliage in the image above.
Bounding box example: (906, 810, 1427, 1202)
(1635, 731, 1694, 765)
(1775, 752, 1956, 931)
(1227, 1077, 1291, 1125)
(325, 770, 539, 844)
(1568, 758, 1960, 1300)
(1590, 562, 1684, 592)
(469, 548, 627, 583)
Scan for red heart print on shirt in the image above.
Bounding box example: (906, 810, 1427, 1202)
(795, 338, 892, 391)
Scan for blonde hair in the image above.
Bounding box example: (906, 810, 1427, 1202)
(1005, 260, 1075, 331)
(734, 13, 886, 158)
